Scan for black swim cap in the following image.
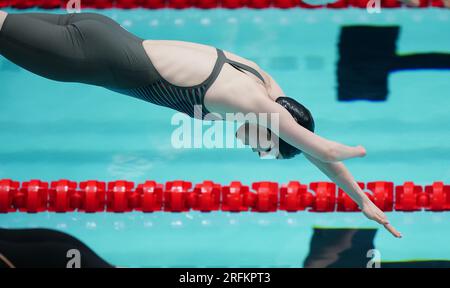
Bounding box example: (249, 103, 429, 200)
(275, 97, 315, 159)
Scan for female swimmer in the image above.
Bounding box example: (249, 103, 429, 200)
(0, 11, 401, 238)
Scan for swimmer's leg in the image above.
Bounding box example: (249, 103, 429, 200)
(0, 13, 112, 85)
(20, 12, 141, 44)
(19, 12, 125, 28)
(11, 12, 63, 25)
(0, 12, 147, 88)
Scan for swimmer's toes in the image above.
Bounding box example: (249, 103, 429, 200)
(357, 145, 367, 157)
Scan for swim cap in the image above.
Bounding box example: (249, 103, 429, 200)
(275, 97, 315, 159)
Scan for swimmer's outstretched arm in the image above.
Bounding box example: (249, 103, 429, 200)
(249, 94, 366, 163)
(243, 68, 366, 163)
(304, 153, 402, 238)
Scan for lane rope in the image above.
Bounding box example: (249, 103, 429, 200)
(0, 179, 449, 213)
(0, 0, 446, 10)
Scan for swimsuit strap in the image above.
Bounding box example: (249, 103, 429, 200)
(203, 49, 266, 92)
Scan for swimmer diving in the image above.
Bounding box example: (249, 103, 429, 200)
(0, 10, 402, 238)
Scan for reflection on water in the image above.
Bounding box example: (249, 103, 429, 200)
(338, 26, 450, 102)
(3, 227, 450, 268)
(0, 228, 113, 268)
(304, 228, 450, 268)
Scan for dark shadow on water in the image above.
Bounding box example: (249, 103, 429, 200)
(304, 228, 450, 268)
(338, 26, 450, 102)
(2, 227, 450, 268)
(0, 228, 113, 268)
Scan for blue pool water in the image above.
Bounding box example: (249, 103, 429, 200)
(0, 8, 450, 267)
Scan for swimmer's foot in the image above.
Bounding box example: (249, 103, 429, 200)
(328, 143, 366, 162)
(399, 0, 420, 6)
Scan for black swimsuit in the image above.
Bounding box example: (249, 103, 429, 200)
(0, 12, 265, 119)
(113, 48, 265, 119)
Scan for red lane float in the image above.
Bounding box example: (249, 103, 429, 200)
(221, 0, 246, 8)
(247, 0, 271, 8)
(431, 0, 444, 7)
(9, 0, 38, 9)
(116, 0, 141, 9)
(273, 0, 298, 8)
(164, 180, 192, 212)
(327, 0, 349, 8)
(309, 182, 336, 212)
(381, 0, 402, 7)
(168, 0, 192, 8)
(248, 182, 279, 212)
(38, 0, 61, 9)
(0, 179, 19, 213)
(366, 181, 394, 212)
(92, 0, 115, 8)
(78, 181, 106, 212)
(0, 0, 10, 8)
(142, 0, 167, 8)
(279, 181, 313, 212)
(395, 181, 425, 212)
(190, 181, 221, 212)
(222, 181, 250, 212)
(193, 0, 218, 8)
(15, 180, 49, 213)
(107, 181, 135, 212)
(425, 182, 450, 211)
(48, 180, 77, 212)
(0, 0, 443, 8)
(135, 181, 163, 212)
(0, 180, 449, 213)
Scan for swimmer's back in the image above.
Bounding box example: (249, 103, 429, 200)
(143, 40, 266, 88)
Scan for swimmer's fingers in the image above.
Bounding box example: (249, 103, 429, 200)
(367, 209, 388, 226)
(377, 212, 389, 226)
(363, 207, 402, 238)
(383, 223, 402, 238)
(373, 213, 402, 238)
(371, 211, 387, 225)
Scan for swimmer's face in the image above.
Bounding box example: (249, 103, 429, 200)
(235, 123, 281, 159)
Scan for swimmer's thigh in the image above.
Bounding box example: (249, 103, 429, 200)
(0, 13, 149, 88)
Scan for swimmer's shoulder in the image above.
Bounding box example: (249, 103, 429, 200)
(144, 40, 262, 70)
(143, 40, 281, 97)
(221, 50, 281, 99)
(143, 40, 217, 55)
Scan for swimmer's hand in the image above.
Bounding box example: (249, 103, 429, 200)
(360, 200, 402, 238)
(302, 154, 401, 238)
